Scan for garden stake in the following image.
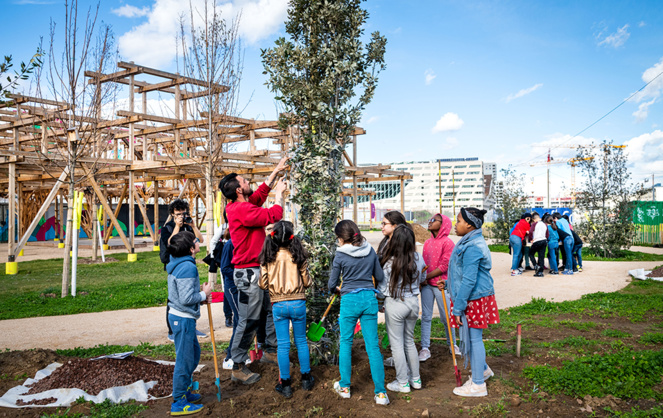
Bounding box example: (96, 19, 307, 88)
(206, 303, 221, 402)
(307, 293, 337, 342)
(516, 324, 522, 358)
(440, 289, 462, 387)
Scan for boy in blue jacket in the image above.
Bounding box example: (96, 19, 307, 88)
(167, 231, 212, 415)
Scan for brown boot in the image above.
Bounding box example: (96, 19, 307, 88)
(260, 351, 278, 365)
(231, 364, 261, 385)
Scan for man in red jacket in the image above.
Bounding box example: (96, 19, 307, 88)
(219, 157, 288, 385)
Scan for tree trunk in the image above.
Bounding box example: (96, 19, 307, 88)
(61, 179, 74, 298)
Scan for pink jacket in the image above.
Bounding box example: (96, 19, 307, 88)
(422, 214, 454, 287)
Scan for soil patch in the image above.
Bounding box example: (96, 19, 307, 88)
(24, 357, 173, 397)
(647, 265, 663, 277)
(412, 223, 430, 244)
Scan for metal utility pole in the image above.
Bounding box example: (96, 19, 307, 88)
(438, 160, 442, 214)
(546, 148, 551, 208)
(452, 168, 456, 219)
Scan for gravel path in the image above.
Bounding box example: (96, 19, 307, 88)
(1, 232, 660, 351)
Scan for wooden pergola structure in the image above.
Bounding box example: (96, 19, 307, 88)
(0, 61, 411, 275)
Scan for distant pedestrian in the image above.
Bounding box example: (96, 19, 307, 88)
(528, 213, 549, 277)
(509, 213, 531, 276)
(329, 220, 389, 405)
(259, 221, 314, 398)
(448, 208, 499, 398)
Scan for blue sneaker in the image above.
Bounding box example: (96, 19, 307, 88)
(171, 395, 203, 416)
(195, 329, 207, 338)
(562, 270, 574, 275)
(185, 383, 202, 403)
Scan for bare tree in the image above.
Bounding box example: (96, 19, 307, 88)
(178, 0, 243, 265)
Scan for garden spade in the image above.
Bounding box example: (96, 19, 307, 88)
(206, 303, 222, 402)
(249, 336, 263, 362)
(307, 293, 337, 342)
(440, 289, 462, 387)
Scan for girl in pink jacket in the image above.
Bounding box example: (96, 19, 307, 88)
(419, 214, 458, 361)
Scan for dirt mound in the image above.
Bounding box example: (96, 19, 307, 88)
(25, 356, 173, 397)
(412, 223, 430, 244)
(647, 266, 663, 277)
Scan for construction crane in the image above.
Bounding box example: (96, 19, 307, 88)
(531, 144, 626, 207)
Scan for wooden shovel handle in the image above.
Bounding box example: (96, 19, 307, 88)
(207, 303, 220, 378)
(320, 293, 337, 320)
(440, 289, 458, 369)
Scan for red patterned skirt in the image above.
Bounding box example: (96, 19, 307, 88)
(449, 295, 500, 329)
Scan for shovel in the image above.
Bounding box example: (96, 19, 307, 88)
(307, 293, 338, 342)
(249, 335, 263, 362)
(440, 289, 462, 387)
(206, 303, 222, 402)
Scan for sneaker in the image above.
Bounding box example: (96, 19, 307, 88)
(185, 390, 202, 403)
(225, 318, 233, 328)
(418, 348, 431, 362)
(387, 380, 411, 393)
(550, 270, 559, 275)
(534, 271, 544, 277)
(170, 395, 203, 416)
(301, 372, 314, 391)
(409, 378, 422, 390)
(562, 270, 574, 275)
(511, 270, 522, 276)
(573, 268, 579, 273)
(260, 351, 278, 365)
(168, 334, 175, 342)
(578, 267, 583, 272)
(275, 379, 293, 399)
(518, 267, 524, 273)
(525, 266, 534, 271)
(483, 366, 494, 381)
(454, 345, 461, 356)
(383, 357, 395, 367)
(375, 392, 390, 405)
(231, 364, 261, 385)
(195, 329, 207, 338)
(222, 358, 234, 370)
(453, 381, 488, 397)
(245, 358, 252, 365)
(333, 381, 351, 399)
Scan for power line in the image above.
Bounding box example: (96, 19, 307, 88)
(514, 68, 663, 168)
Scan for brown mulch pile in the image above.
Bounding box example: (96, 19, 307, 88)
(412, 223, 430, 244)
(646, 266, 663, 277)
(24, 357, 173, 397)
(16, 397, 57, 406)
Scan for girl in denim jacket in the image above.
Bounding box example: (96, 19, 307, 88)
(447, 207, 500, 398)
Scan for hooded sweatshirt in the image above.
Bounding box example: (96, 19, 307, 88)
(328, 240, 384, 297)
(422, 214, 455, 287)
(167, 255, 206, 320)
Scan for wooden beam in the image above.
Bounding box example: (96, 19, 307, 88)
(103, 184, 128, 244)
(86, 171, 132, 252)
(133, 188, 155, 240)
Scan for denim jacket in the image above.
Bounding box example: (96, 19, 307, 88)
(448, 229, 495, 316)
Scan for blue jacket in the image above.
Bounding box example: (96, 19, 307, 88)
(448, 230, 495, 316)
(328, 240, 384, 296)
(547, 225, 559, 245)
(220, 239, 237, 293)
(167, 255, 205, 319)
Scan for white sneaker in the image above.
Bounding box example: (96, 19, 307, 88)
(222, 358, 233, 370)
(333, 381, 351, 399)
(418, 348, 431, 362)
(387, 380, 411, 393)
(484, 365, 494, 381)
(409, 378, 422, 390)
(383, 357, 395, 367)
(374, 392, 390, 405)
(453, 345, 461, 356)
(245, 358, 252, 365)
(453, 381, 488, 397)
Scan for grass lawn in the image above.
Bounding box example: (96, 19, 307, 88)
(0, 248, 212, 320)
(488, 244, 663, 262)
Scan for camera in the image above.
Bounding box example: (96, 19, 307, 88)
(183, 212, 193, 224)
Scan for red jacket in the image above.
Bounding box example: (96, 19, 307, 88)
(511, 219, 531, 240)
(226, 183, 283, 269)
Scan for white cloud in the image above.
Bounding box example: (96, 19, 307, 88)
(432, 112, 464, 133)
(623, 130, 663, 176)
(112, 5, 151, 18)
(597, 24, 630, 48)
(117, 0, 288, 68)
(629, 57, 663, 122)
(639, 21, 646, 28)
(364, 116, 380, 124)
(424, 69, 436, 85)
(504, 83, 543, 103)
(525, 133, 598, 160)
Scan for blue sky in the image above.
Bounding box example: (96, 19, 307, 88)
(4, 0, 663, 196)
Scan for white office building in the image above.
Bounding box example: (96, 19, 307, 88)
(353, 158, 496, 219)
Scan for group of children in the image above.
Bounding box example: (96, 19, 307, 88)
(166, 161, 500, 414)
(510, 211, 583, 277)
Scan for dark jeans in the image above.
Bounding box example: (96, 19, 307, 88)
(223, 275, 239, 360)
(168, 314, 200, 400)
(223, 292, 233, 322)
(530, 240, 547, 269)
(572, 244, 583, 269)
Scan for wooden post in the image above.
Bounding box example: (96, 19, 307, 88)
(58, 190, 64, 246)
(41, 124, 47, 155)
(17, 182, 23, 243)
(400, 178, 405, 217)
(92, 200, 98, 261)
(129, 74, 136, 259)
(6, 122, 18, 274)
(369, 192, 373, 229)
(134, 189, 155, 240)
(352, 135, 358, 224)
(153, 179, 160, 250)
(85, 170, 132, 252)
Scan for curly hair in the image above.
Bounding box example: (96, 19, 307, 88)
(381, 225, 419, 300)
(168, 199, 189, 215)
(258, 221, 308, 269)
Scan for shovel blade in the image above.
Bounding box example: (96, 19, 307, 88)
(250, 350, 258, 362)
(215, 377, 222, 402)
(307, 322, 325, 342)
